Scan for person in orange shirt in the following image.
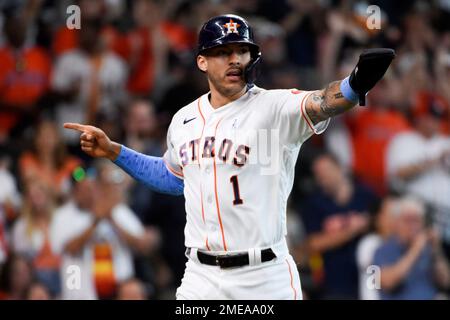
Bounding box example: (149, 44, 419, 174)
(160, 0, 198, 53)
(19, 120, 81, 202)
(0, 14, 51, 140)
(413, 91, 449, 135)
(346, 79, 411, 196)
(52, 0, 111, 56)
(111, 0, 171, 96)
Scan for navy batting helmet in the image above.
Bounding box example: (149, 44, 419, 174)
(197, 14, 261, 84)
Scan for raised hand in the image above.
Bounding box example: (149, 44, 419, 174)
(349, 48, 396, 106)
(63, 123, 121, 160)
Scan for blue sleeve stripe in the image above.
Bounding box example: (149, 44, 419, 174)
(340, 76, 359, 103)
(112, 145, 184, 196)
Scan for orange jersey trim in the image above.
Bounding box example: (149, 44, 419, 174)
(300, 92, 315, 133)
(197, 99, 210, 251)
(206, 237, 211, 251)
(163, 158, 184, 178)
(213, 118, 227, 251)
(286, 259, 297, 300)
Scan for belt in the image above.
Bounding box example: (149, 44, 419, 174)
(194, 248, 276, 269)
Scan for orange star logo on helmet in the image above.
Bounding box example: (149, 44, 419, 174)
(223, 19, 241, 34)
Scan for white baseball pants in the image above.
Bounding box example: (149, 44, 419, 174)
(176, 244, 302, 300)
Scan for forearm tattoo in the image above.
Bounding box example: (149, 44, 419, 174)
(305, 81, 356, 124)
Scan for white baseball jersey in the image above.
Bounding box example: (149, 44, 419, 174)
(163, 85, 329, 252)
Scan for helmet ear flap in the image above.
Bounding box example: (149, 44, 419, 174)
(244, 52, 261, 85)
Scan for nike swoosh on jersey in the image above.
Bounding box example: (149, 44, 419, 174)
(183, 117, 197, 124)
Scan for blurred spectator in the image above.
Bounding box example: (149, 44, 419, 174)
(19, 120, 81, 202)
(11, 178, 61, 297)
(160, 0, 198, 54)
(414, 92, 450, 135)
(356, 196, 396, 300)
(95, 113, 123, 149)
(386, 98, 450, 242)
(434, 38, 450, 134)
(122, 99, 163, 221)
(118, 99, 188, 298)
(0, 254, 34, 300)
(253, 18, 301, 89)
(286, 207, 313, 299)
(319, 7, 369, 85)
(0, 0, 449, 302)
(0, 148, 22, 264)
(346, 78, 411, 196)
(121, 102, 187, 296)
(282, 0, 324, 69)
(373, 197, 450, 299)
(300, 153, 377, 299)
(396, 10, 438, 110)
(26, 281, 51, 300)
(50, 162, 159, 299)
(113, 0, 170, 96)
(139, 192, 186, 299)
(123, 99, 161, 154)
(116, 277, 147, 300)
(52, 0, 118, 56)
(156, 62, 207, 121)
(120, 101, 187, 297)
(0, 12, 51, 142)
(51, 18, 127, 145)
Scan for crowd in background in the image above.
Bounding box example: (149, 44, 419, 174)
(0, 0, 450, 300)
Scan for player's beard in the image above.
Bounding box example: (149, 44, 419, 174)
(207, 69, 246, 99)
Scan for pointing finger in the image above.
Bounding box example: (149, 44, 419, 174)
(64, 123, 104, 138)
(64, 123, 89, 133)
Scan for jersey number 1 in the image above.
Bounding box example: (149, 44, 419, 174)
(230, 175, 243, 205)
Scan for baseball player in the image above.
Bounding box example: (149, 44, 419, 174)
(64, 14, 395, 299)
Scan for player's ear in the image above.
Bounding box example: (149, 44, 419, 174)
(197, 55, 207, 73)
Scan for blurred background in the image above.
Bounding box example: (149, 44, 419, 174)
(0, 0, 450, 300)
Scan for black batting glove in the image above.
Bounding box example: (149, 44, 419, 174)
(349, 48, 396, 106)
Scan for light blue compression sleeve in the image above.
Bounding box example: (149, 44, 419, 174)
(112, 145, 184, 196)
